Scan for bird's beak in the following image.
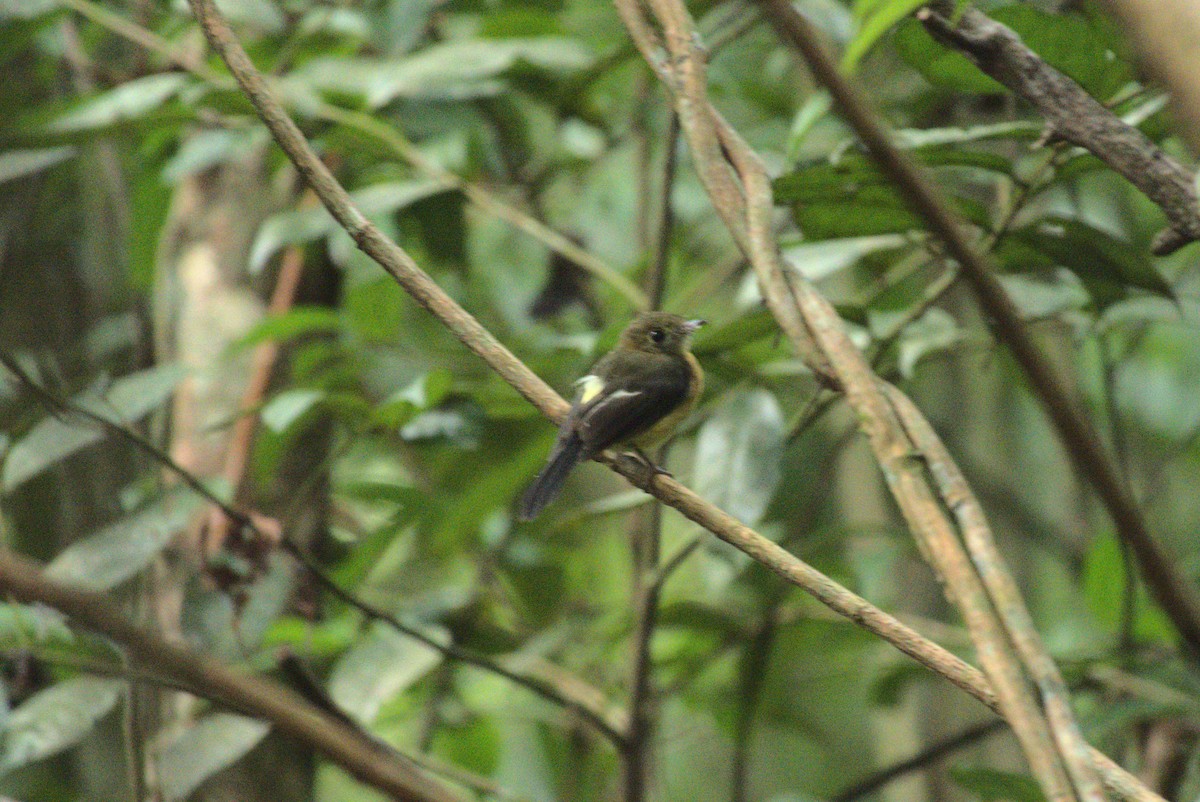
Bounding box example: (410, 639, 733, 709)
(683, 319, 706, 334)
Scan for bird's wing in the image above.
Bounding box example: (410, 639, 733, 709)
(573, 362, 690, 455)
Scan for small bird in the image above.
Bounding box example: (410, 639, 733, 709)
(519, 312, 706, 521)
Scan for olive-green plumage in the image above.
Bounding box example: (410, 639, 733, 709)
(518, 312, 705, 521)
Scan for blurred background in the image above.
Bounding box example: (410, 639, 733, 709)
(2, 0, 1200, 800)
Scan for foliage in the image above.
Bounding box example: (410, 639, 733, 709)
(1, 0, 1200, 800)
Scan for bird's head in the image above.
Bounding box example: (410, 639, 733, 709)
(618, 312, 706, 356)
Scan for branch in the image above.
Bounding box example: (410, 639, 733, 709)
(0, 552, 460, 802)
(917, 2, 1200, 255)
(175, 2, 1158, 800)
(831, 719, 1006, 802)
(757, 0, 1200, 660)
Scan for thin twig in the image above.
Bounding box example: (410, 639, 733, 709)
(831, 719, 1007, 802)
(204, 241, 306, 556)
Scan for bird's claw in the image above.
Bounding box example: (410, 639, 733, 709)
(616, 448, 672, 486)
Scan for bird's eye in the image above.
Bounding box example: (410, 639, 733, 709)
(649, 328, 665, 343)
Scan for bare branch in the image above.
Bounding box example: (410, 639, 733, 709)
(831, 720, 1006, 802)
(0, 552, 461, 802)
(917, 3, 1200, 255)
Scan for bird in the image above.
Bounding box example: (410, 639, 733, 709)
(518, 311, 705, 521)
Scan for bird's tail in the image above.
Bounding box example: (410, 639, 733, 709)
(519, 434, 585, 521)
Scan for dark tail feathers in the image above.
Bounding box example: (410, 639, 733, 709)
(519, 435, 585, 521)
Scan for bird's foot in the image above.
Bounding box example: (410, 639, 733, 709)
(635, 447, 673, 477)
(616, 448, 672, 486)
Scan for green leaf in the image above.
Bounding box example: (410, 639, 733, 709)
(693, 311, 776, 354)
(0, 677, 123, 774)
(949, 767, 1045, 802)
(1082, 530, 1176, 645)
(895, 18, 1004, 94)
(329, 622, 444, 724)
(785, 91, 833, 162)
(376, 0, 443, 55)
(48, 73, 189, 133)
(2, 416, 103, 492)
(46, 489, 203, 591)
(996, 273, 1089, 320)
(894, 308, 963, 378)
(784, 234, 908, 281)
(249, 180, 449, 272)
(693, 389, 786, 526)
(235, 307, 343, 350)
(392, 369, 453, 409)
(0, 603, 72, 651)
(0, 147, 74, 184)
(843, 0, 928, 71)
(891, 121, 1041, 149)
(773, 149, 1006, 240)
(374, 370, 454, 429)
(999, 219, 1174, 305)
(161, 128, 266, 184)
(289, 38, 593, 108)
(788, 188, 922, 240)
(260, 389, 326, 434)
(157, 714, 271, 801)
(80, 364, 188, 423)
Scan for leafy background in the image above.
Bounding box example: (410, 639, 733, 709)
(2, 0, 1200, 800)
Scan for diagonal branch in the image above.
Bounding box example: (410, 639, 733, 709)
(756, 0, 1200, 658)
(0, 552, 460, 802)
(169, 2, 1160, 800)
(917, 1, 1200, 256)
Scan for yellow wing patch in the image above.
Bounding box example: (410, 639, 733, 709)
(577, 374, 605, 404)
